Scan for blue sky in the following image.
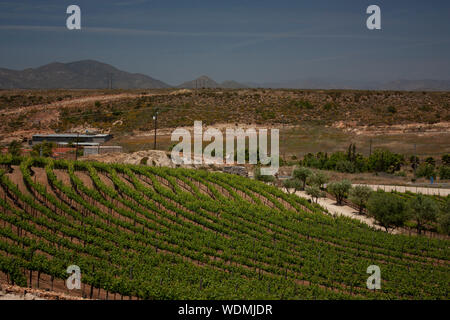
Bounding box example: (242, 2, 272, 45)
(0, 0, 449, 85)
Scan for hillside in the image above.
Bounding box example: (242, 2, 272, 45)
(3, 88, 448, 134)
(0, 156, 448, 299)
(1, 88, 449, 156)
(53, 88, 450, 132)
(0, 60, 170, 89)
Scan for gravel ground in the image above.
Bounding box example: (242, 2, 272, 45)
(293, 190, 394, 233)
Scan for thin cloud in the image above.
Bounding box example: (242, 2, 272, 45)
(114, 0, 152, 6)
(0, 24, 396, 40)
(0, 25, 63, 32)
(293, 39, 450, 67)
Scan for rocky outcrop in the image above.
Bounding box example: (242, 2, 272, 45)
(223, 166, 248, 177)
(81, 150, 175, 168)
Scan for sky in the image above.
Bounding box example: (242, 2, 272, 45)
(0, 0, 449, 85)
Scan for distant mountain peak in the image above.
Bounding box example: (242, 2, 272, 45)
(178, 76, 248, 89)
(197, 75, 213, 80)
(178, 75, 218, 89)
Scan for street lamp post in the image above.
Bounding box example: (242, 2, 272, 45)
(153, 111, 158, 150)
(75, 132, 80, 160)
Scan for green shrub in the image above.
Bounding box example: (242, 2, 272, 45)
(409, 194, 439, 234)
(283, 178, 302, 194)
(368, 149, 404, 173)
(336, 160, 356, 173)
(367, 191, 409, 232)
(307, 171, 329, 189)
(8, 140, 22, 157)
(306, 185, 323, 203)
(322, 102, 336, 111)
(31, 141, 56, 158)
(416, 163, 436, 179)
(292, 167, 312, 190)
(140, 157, 149, 165)
(327, 180, 352, 205)
(394, 171, 407, 177)
(254, 167, 275, 184)
(349, 185, 373, 214)
(410, 155, 420, 170)
(424, 157, 436, 167)
(387, 106, 397, 113)
(438, 198, 450, 235)
(439, 166, 450, 180)
(442, 154, 450, 166)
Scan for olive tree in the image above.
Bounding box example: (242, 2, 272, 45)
(306, 185, 323, 203)
(283, 178, 302, 194)
(367, 191, 409, 232)
(327, 179, 352, 205)
(292, 167, 312, 190)
(438, 197, 450, 235)
(349, 185, 373, 215)
(409, 194, 439, 235)
(307, 171, 329, 190)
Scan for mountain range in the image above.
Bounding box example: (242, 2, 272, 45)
(248, 78, 450, 91)
(0, 60, 170, 89)
(1, 60, 449, 91)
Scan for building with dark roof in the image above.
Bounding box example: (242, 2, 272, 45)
(29, 133, 113, 146)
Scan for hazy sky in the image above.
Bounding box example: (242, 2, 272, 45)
(0, 0, 449, 85)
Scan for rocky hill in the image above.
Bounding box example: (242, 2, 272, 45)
(178, 75, 248, 89)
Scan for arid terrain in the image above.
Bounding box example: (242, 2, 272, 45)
(1, 88, 449, 158)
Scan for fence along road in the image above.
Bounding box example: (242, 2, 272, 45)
(352, 184, 450, 197)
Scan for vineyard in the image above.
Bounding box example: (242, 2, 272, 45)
(0, 156, 448, 299)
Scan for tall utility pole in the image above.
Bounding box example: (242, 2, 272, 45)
(369, 139, 372, 157)
(153, 111, 158, 150)
(413, 144, 417, 176)
(107, 73, 113, 89)
(75, 132, 80, 161)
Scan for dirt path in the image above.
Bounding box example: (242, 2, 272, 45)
(2, 93, 158, 117)
(288, 188, 448, 238)
(292, 190, 395, 233)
